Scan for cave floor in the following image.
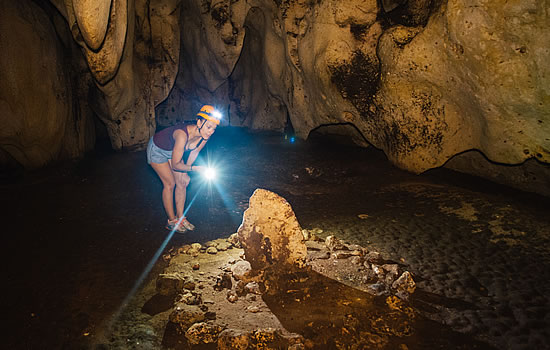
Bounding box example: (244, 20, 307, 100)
(2, 127, 549, 349)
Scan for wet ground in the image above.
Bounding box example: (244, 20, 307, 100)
(2, 127, 549, 349)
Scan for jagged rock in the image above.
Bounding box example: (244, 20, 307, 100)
(228, 233, 241, 248)
(392, 271, 416, 300)
(325, 236, 347, 251)
(226, 290, 238, 303)
(218, 329, 250, 350)
(214, 272, 232, 291)
(179, 291, 201, 306)
(185, 321, 223, 345)
(156, 272, 195, 296)
(245, 282, 262, 295)
(381, 264, 400, 282)
(235, 280, 247, 297)
(231, 260, 252, 281)
(350, 250, 363, 256)
(362, 267, 378, 283)
(237, 189, 307, 272)
(169, 304, 206, 331)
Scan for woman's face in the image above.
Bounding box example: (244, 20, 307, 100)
(199, 119, 218, 139)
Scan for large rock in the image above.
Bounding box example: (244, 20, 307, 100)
(237, 189, 307, 272)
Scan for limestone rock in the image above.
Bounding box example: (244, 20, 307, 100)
(206, 246, 218, 254)
(228, 233, 241, 248)
(179, 291, 202, 306)
(185, 321, 223, 345)
(169, 304, 206, 331)
(218, 329, 250, 350)
(237, 189, 307, 272)
(325, 235, 347, 251)
(230, 260, 252, 281)
(214, 272, 233, 291)
(392, 271, 416, 300)
(156, 272, 195, 296)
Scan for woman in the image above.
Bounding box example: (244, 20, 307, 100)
(147, 105, 221, 233)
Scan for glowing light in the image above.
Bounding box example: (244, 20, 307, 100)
(290, 136, 296, 143)
(212, 110, 222, 120)
(204, 167, 217, 181)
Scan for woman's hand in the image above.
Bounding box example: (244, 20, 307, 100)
(192, 165, 206, 173)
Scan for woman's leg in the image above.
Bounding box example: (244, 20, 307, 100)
(150, 161, 177, 221)
(173, 171, 190, 218)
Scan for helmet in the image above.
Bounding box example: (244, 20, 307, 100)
(196, 105, 221, 125)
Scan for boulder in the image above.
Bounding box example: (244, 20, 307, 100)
(237, 189, 307, 272)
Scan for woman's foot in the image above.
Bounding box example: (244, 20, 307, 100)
(180, 217, 195, 231)
(166, 218, 187, 233)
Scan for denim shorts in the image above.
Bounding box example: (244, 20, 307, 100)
(146, 137, 172, 164)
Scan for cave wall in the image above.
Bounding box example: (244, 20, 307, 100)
(49, 0, 182, 150)
(0, 0, 182, 171)
(157, 0, 549, 194)
(0, 0, 95, 169)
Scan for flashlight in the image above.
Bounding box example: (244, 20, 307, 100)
(203, 167, 217, 181)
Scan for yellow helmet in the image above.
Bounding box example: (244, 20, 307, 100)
(196, 105, 221, 125)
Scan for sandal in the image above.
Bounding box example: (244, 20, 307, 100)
(166, 219, 187, 233)
(180, 217, 195, 231)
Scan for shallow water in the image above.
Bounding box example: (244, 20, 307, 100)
(2, 127, 549, 349)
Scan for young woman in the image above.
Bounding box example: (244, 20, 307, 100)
(146, 105, 220, 233)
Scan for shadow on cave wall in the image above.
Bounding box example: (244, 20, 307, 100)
(309, 123, 373, 149)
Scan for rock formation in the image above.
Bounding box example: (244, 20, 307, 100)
(1, 0, 181, 169)
(142, 191, 420, 349)
(48, 0, 181, 150)
(237, 188, 307, 273)
(0, 0, 95, 169)
(160, 0, 549, 193)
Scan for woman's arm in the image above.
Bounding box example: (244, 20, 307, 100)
(170, 129, 192, 172)
(185, 139, 208, 171)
